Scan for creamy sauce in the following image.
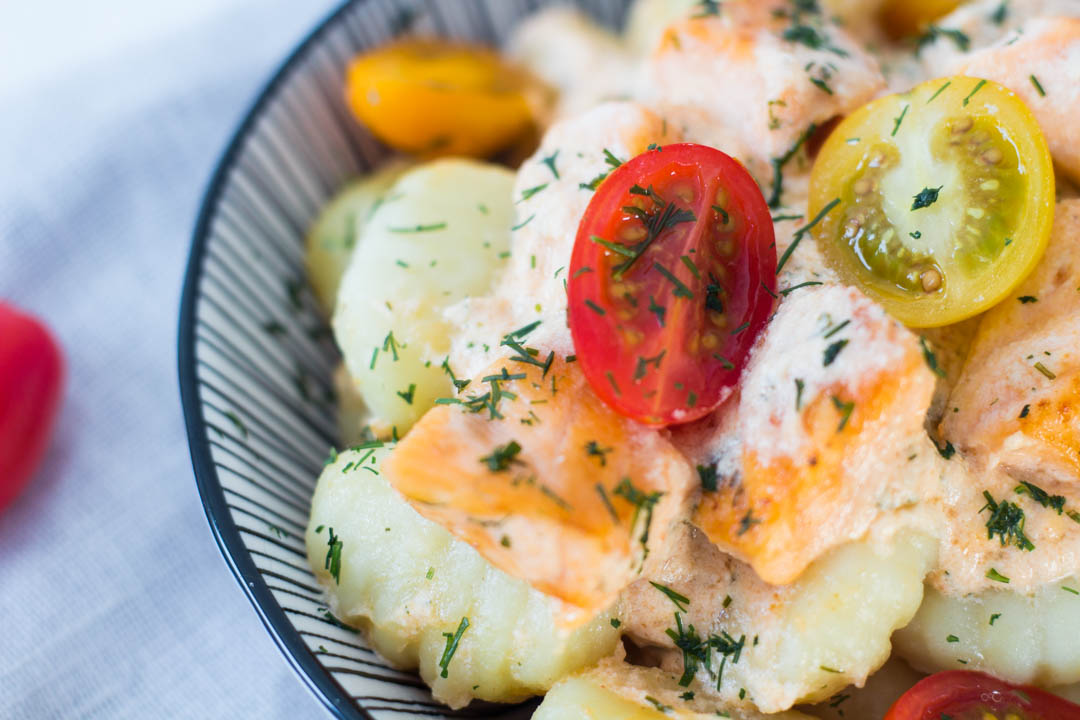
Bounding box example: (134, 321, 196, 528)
(345, 0, 1080, 713)
(485, 0, 1080, 604)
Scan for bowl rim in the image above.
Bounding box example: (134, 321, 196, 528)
(177, 1, 373, 717)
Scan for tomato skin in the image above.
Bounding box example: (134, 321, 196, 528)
(345, 40, 545, 159)
(0, 303, 64, 511)
(568, 144, 776, 426)
(879, 0, 963, 39)
(885, 671, 1080, 720)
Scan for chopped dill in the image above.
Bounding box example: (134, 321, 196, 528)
(831, 396, 855, 431)
(697, 462, 719, 492)
(650, 581, 691, 612)
(917, 25, 970, 54)
(768, 122, 817, 208)
(823, 339, 849, 366)
(480, 440, 523, 473)
(1015, 480, 1065, 514)
(911, 186, 943, 211)
(920, 337, 947, 378)
(541, 150, 560, 179)
(585, 441, 613, 467)
(438, 617, 470, 678)
(324, 527, 343, 584)
(981, 491, 1035, 551)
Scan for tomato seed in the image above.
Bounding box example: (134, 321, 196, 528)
(920, 268, 943, 293)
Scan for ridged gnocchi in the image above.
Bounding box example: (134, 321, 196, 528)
(333, 159, 515, 434)
(894, 577, 1080, 687)
(807, 657, 925, 720)
(305, 447, 620, 709)
(621, 524, 937, 712)
(533, 656, 817, 720)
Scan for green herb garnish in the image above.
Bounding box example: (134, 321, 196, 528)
(324, 527, 343, 584)
(776, 198, 840, 274)
(1015, 480, 1065, 514)
(388, 222, 446, 233)
(480, 440, 523, 473)
(981, 491, 1034, 551)
(541, 150, 560, 179)
(396, 383, 416, 405)
(438, 617, 470, 678)
(831, 396, 855, 431)
(585, 441, 613, 467)
(823, 339, 848, 366)
(698, 462, 719, 492)
(911, 186, 943, 211)
(768, 122, 817, 208)
(654, 262, 695, 299)
(917, 25, 970, 54)
(920, 338, 947, 378)
(650, 581, 691, 612)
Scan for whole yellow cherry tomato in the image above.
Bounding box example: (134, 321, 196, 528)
(345, 40, 547, 158)
(808, 76, 1055, 328)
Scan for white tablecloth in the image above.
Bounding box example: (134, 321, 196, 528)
(0, 2, 341, 717)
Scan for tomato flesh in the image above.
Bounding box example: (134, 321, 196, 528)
(809, 76, 1055, 327)
(886, 671, 1080, 720)
(0, 303, 64, 511)
(568, 143, 776, 426)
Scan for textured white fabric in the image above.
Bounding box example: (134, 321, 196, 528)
(0, 1, 339, 717)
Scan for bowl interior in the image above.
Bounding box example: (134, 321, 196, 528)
(179, 1, 633, 718)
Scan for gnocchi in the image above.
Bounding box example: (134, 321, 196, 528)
(622, 524, 937, 712)
(894, 576, 1080, 687)
(333, 159, 515, 434)
(305, 160, 412, 313)
(534, 656, 818, 720)
(305, 447, 620, 709)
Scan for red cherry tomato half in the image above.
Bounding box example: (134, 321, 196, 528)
(885, 671, 1080, 720)
(568, 143, 776, 425)
(0, 302, 63, 511)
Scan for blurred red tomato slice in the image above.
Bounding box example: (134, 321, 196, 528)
(885, 671, 1080, 720)
(1, 302, 63, 511)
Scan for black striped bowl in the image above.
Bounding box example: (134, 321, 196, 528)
(178, 1, 632, 718)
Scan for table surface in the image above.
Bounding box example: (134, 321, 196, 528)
(0, 1, 343, 717)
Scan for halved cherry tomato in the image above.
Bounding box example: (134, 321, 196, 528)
(879, 0, 963, 39)
(885, 671, 1080, 720)
(568, 143, 776, 426)
(0, 303, 63, 511)
(808, 76, 1055, 328)
(345, 40, 547, 158)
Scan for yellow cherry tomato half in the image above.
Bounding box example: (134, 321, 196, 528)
(808, 76, 1055, 328)
(879, 0, 962, 39)
(345, 40, 546, 158)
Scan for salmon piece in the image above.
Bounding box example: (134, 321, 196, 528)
(948, 17, 1080, 185)
(676, 286, 938, 584)
(642, 6, 884, 187)
(942, 200, 1080, 487)
(917, 0, 1080, 71)
(381, 356, 694, 618)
